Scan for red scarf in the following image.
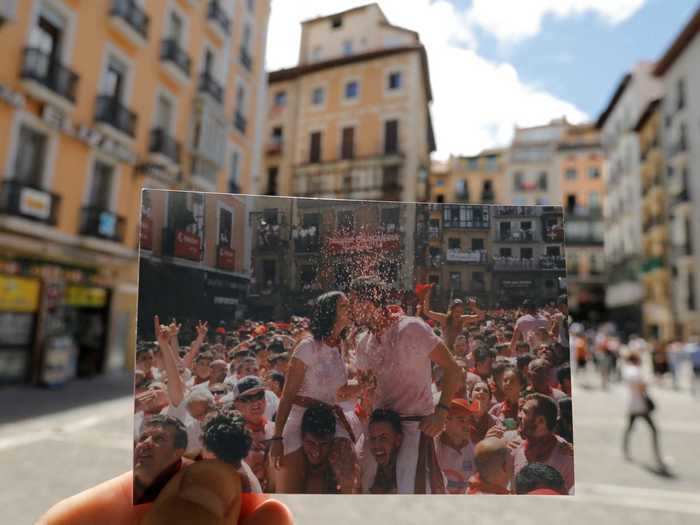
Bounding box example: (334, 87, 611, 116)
(466, 473, 509, 495)
(245, 416, 268, 435)
(524, 433, 558, 463)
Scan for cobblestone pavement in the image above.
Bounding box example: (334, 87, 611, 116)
(1, 370, 699, 525)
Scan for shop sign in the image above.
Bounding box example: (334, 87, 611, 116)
(42, 105, 137, 165)
(501, 280, 533, 288)
(326, 233, 400, 254)
(446, 249, 485, 263)
(0, 275, 40, 312)
(217, 246, 236, 270)
(64, 286, 108, 308)
(0, 84, 26, 109)
(19, 186, 51, 220)
(174, 230, 202, 261)
(140, 216, 153, 250)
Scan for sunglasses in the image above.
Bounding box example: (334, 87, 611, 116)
(211, 390, 227, 395)
(238, 391, 265, 403)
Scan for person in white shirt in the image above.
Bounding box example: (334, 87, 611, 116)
(621, 352, 667, 472)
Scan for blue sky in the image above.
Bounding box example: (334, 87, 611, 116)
(267, 0, 699, 157)
(465, 0, 698, 118)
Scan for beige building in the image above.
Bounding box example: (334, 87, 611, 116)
(428, 149, 506, 204)
(262, 3, 434, 203)
(0, 0, 270, 384)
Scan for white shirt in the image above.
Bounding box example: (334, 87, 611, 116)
(622, 364, 647, 415)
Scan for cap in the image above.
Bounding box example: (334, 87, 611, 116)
(268, 339, 286, 354)
(234, 375, 265, 398)
(449, 398, 475, 414)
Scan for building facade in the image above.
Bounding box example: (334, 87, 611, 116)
(653, 7, 700, 340)
(262, 3, 434, 203)
(0, 0, 270, 384)
(504, 119, 568, 207)
(555, 123, 606, 322)
(428, 149, 506, 205)
(596, 63, 662, 336)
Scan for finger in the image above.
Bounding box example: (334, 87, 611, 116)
(241, 497, 293, 525)
(154, 315, 160, 334)
(142, 460, 242, 525)
(37, 472, 150, 525)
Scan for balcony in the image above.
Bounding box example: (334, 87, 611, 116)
(160, 39, 191, 84)
(266, 137, 283, 155)
(0, 180, 61, 226)
(442, 218, 490, 229)
(234, 111, 247, 134)
(672, 188, 690, 205)
(198, 71, 224, 104)
(497, 230, 537, 242)
(94, 95, 137, 140)
(20, 47, 79, 112)
(161, 226, 203, 261)
(207, 0, 231, 37)
(543, 225, 564, 243)
(445, 249, 487, 264)
(109, 0, 150, 46)
(254, 223, 289, 252)
(494, 205, 537, 218)
(428, 227, 440, 241)
(240, 47, 253, 71)
(148, 128, 181, 165)
(455, 191, 470, 203)
(79, 206, 125, 243)
(294, 233, 321, 253)
(481, 190, 495, 203)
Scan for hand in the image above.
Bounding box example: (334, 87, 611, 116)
(154, 316, 170, 348)
(485, 424, 505, 439)
(419, 410, 447, 438)
(167, 319, 182, 341)
(38, 460, 293, 525)
(196, 320, 209, 341)
(270, 440, 284, 470)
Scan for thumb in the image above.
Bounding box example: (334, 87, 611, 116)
(142, 460, 241, 525)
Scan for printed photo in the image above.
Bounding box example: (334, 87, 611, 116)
(133, 190, 574, 499)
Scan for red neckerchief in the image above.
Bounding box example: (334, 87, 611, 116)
(470, 412, 492, 443)
(245, 416, 268, 435)
(371, 307, 404, 342)
(524, 433, 558, 463)
(323, 335, 341, 348)
(501, 399, 519, 420)
(466, 473, 509, 495)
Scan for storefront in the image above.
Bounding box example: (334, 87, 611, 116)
(493, 273, 564, 308)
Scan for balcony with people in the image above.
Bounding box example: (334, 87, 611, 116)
(492, 255, 566, 272)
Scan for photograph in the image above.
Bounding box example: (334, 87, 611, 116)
(133, 190, 573, 498)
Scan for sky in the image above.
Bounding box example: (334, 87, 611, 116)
(265, 0, 698, 159)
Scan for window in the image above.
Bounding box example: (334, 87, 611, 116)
(435, 179, 445, 188)
(30, 12, 64, 60)
(499, 247, 512, 257)
(219, 207, 232, 246)
(436, 195, 444, 203)
(513, 172, 523, 190)
(520, 221, 532, 231)
(342, 40, 353, 55)
(467, 158, 479, 170)
(344, 81, 358, 99)
(156, 94, 173, 130)
(311, 46, 322, 62)
(88, 160, 114, 210)
(384, 120, 399, 154)
(546, 246, 561, 256)
(341, 127, 355, 160)
(455, 179, 467, 199)
(247, 0, 255, 12)
(538, 172, 548, 190)
(202, 48, 214, 75)
(471, 238, 484, 250)
(331, 16, 343, 29)
(266, 167, 278, 196)
(311, 87, 324, 105)
(566, 194, 577, 212)
(448, 238, 461, 250)
(588, 167, 600, 179)
(482, 180, 493, 195)
(589, 191, 600, 209)
(309, 131, 322, 163)
(274, 91, 286, 107)
(235, 84, 246, 115)
(242, 23, 252, 52)
(169, 11, 183, 43)
(382, 166, 399, 189)
(14, 124, 48, 187)
(102, 55, 127, 100)
(485, 155, 498, 171)
(262, 260, 276, 285)
(388, 71, 402, 90)
(520, 247, 533, 259)
(565, 169, 577, 180)
(677, 77, 686, 111)
(449, 272, 461, 290)
(229, 151, 240, 193)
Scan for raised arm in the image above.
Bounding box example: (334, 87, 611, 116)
(154, 315, 185, 407)
(182, 320, 208, 370)
(422, 286, 447, 324)
(420, 341, 461, 438)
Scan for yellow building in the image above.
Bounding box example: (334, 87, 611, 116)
(634, 99, 673, 341)
(0, 0, 270, 384)
(555, 123, 606, 321)
(262, 3, 434, 203)
(428, 149, 506, 204)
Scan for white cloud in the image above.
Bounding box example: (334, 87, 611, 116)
(266, 0, 589, 159)
(465, 0, 646, 44)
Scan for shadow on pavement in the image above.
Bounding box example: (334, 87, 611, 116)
(0, 371, 133, 426)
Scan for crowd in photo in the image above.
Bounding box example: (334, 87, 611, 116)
(133, 278, 574, 501)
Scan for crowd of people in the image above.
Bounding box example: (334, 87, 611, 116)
(133, 278, 575, 500)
